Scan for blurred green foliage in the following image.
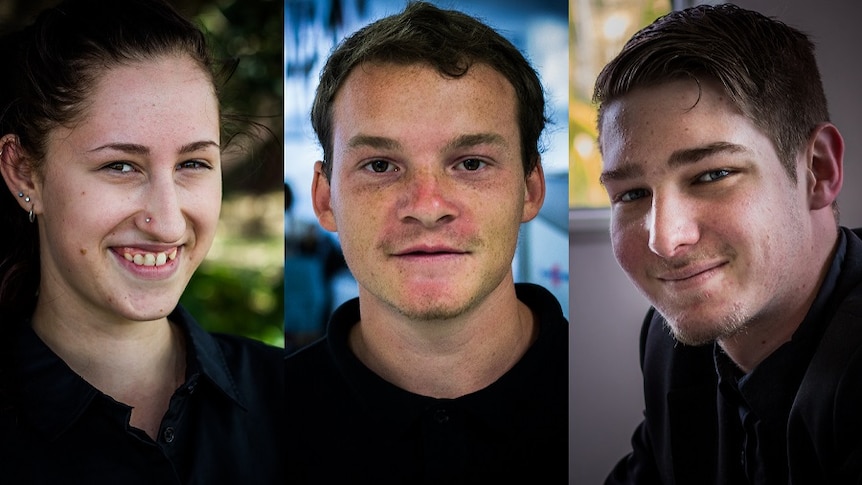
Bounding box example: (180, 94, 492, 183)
(181, 262, 284, 347)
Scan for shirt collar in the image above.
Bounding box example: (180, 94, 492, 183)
(10, 305, 245, 440)
(170, 305, 247, 410)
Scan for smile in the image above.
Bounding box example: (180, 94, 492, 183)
(655, 261, 727, 283)
(122, 248, 178, 267)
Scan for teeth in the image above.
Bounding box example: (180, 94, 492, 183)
(122, 248, 177, 267)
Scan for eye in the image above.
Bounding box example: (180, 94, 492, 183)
(363, 159, 398, 173)
(177, 159, 212, 170)
(457, 158, 486, 171)
(619, 188, 649, 203)
(104, 162, 136, 173)
(697, 169, 732, 183)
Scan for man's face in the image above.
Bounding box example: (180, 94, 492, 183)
(313, 62, 544, 321)
(600, 78, 815, 345)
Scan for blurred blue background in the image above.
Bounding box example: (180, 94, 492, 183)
(284, 0, 569, 351)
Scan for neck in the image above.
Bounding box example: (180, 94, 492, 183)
(350, 282, 537, 398)
(31, 300, 186, 439)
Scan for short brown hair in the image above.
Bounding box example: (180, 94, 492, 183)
(311, 1, 547, 180)
(593, 3, 829, 182)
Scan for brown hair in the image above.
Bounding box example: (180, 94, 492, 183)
(310, 1, 547, 180)
(594, 3, 829, 182)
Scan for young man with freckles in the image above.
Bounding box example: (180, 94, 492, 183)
(596, 4, 862, 484)
(284, 3, 568, 484)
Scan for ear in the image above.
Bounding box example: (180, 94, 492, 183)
(521, 157, 546, 223)
(311, 161, 338, 232)
(0, 134, 40, 213)
(805, 123, 843, 211)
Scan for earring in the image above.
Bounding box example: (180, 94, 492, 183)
(145, 217, 152, 223)
(22, 194, 34, 223)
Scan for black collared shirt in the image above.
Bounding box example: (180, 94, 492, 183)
(285, 283, 569, 484)
(0, 306, 283, 484)
(715, 230, 848, 484)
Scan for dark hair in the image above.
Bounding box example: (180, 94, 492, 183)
(310, 1, 547, 180)
(0, 0, 220, 322)
(593, 3, 829, 182)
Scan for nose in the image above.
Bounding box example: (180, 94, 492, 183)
(139, 174, 187, 242)
(396, 168, 459, 227)
(647, 192, 700, 258)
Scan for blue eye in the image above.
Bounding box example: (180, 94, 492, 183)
(698, 169, 731, 182)
(364, 160, 397, 173)
(620, 188, 648, 202)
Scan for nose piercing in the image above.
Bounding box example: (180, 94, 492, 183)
(145, 217, 152, 223)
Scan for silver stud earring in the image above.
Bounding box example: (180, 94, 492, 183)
(145, 217, 152, 223)
(17, 192, 23, 198)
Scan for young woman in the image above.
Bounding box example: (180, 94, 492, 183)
(0, 0, 282, 482)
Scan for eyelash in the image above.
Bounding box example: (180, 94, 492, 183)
(363, 159, 398, 173)
(102, 160, 212, 173)
(614, 169, 734, 203)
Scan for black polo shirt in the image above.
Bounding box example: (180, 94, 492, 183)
(0, 306, 283, 484)
(715, 230, 847, 484)
(285, 283, 569, 484)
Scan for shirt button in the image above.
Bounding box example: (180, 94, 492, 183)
(163, 426, 176, 443)
(434, 408, 449, 424)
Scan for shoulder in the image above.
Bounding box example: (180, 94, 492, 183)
(285, 337, 332, 380)
(515, 282, 567, 326)
(790, 283, 862, 478)
(209, 332, 284, 368)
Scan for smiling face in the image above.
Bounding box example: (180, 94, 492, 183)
(313, 62, 544, 321)
(30, 55, 221, 324)
(600, 78, 820, 346)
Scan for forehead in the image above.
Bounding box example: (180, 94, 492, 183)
(53, 55, 219, 148)
(599, 78, 763, 168)
(331, 61, 518, 144)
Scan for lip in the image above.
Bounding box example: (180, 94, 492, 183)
(392, 244, 468, 256)
(111, 245, 182, 280)
(655, 260, 727, 283)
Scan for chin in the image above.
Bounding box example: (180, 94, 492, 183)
(663, 309, 748, 347)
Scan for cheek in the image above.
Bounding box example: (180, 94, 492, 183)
(611, 223, 645, 274)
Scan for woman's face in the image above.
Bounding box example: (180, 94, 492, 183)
(31, 55, 222, 323)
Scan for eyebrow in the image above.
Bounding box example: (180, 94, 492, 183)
(347, 135, 401, 151)
(346, 133, 507, 152)
(89, 140, 220, 155)
(445, 133, 508, 150)
(599, 141, 748, 185)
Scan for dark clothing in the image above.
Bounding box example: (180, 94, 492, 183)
(607, 227, 862, 485)
(285, 283, 569, 484)
(0, 306, 283, 485)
